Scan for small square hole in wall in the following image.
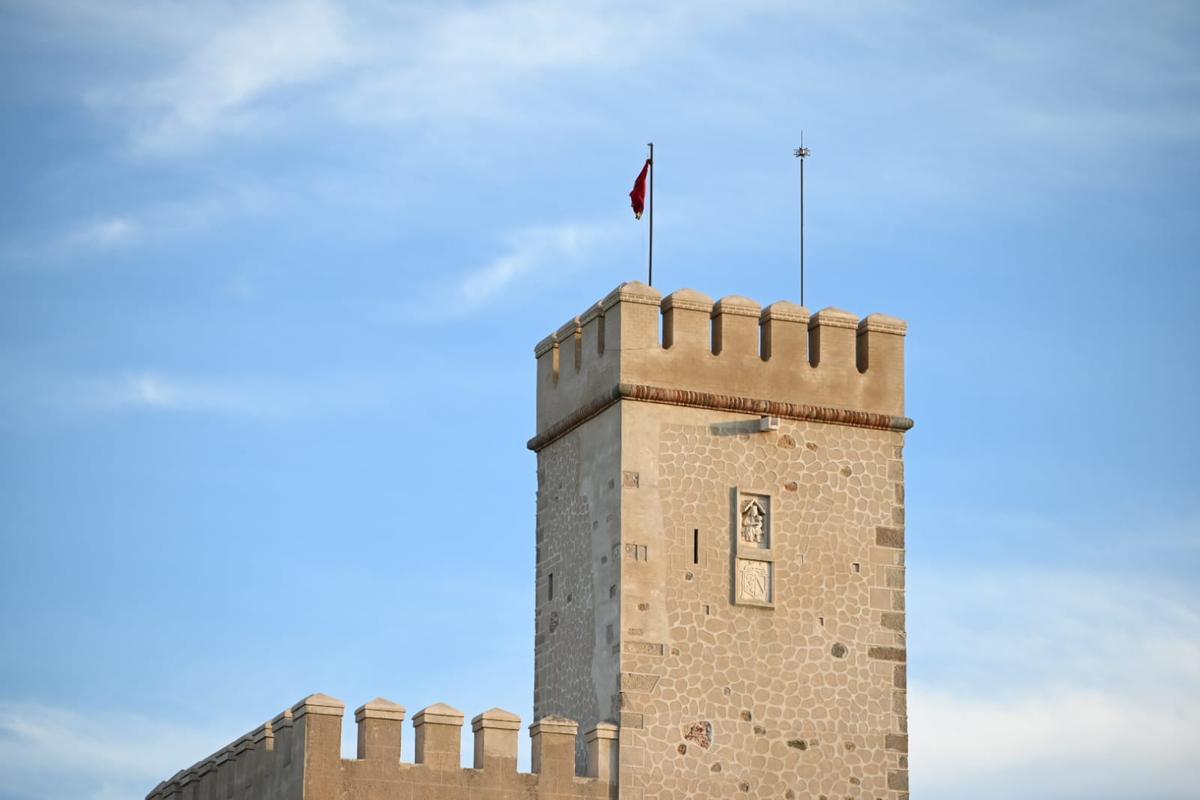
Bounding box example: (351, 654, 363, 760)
(818, 616, 825, 626)
(852, 563, 861, 573)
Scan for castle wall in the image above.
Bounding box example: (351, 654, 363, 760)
(147, 695, 618, 800)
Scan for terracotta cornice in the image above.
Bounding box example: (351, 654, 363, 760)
(527, 383, 914, 452)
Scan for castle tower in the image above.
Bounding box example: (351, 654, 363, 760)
(530, 282, 911, 799)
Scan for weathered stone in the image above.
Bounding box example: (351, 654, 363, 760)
(868, 646, 907, 662)
(876, 526, 905, 548)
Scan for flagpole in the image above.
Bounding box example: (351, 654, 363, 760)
(794, 135, 810, 307)
(647, 142, 654, 287)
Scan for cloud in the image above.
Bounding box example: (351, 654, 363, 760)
(81, 371, 283, 417)
(0, 360, 509, 428)
(397, 218, 630, 321)
(913, 685, 1200, 799)
(909, 566, 1200, 799)
(0, 702, 222, 800)
(6, 182, 277, 264)
(334, 1, 700, 124)
(32, 0, 745, 154)
(0, 370, 386, 424)
(70, 370, 403, 421)
(16, 1, 1197, 173)
(457, 221, 620, 309)
(83, 0, 357, 155)
(62, 217, 140, 250)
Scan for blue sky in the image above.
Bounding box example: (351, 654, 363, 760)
(1, 1, 1198, 798)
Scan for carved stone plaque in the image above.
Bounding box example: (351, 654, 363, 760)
(739, 494, 769, 549)
(737, 559, 772, 604)
(732, 488, 775, 607)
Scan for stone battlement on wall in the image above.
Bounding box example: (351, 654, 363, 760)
(146, 694, 617, 800)
(532, 282, 908, 439)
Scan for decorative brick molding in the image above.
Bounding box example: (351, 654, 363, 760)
(527, 382, 915, 452)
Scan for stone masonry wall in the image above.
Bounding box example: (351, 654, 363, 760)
(616, 406, 908, 799)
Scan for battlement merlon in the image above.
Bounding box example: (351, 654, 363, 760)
(531, 281, 911, 446)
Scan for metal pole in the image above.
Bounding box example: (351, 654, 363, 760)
(647, 142, 654, 287)
(800, 155, 805, 307)
(794, 136, 810, 307)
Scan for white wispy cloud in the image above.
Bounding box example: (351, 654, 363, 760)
(0, 360, 513, 427)
(1, 369, 384, 422)
(334, 1, 700, 125)
(81, 371, 288, 417)
(76, 370, 405, 420)
(28, 0, 742, 154)
(62, 217, 141, 249)
(455, 220, 622, 311)
(85, 0, 357, 155)
(909, 566, 1200, 799)
(12, 182, 277, 263)
(13, 0, 1193, 267)
(394, 218, 631, 322)
(914, 685, 1200, 799)
(0, 703, 222, 800)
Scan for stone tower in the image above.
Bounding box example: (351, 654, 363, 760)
(530, 282, 911, 799)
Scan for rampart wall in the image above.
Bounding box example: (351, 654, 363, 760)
(147, 694, 617, 800)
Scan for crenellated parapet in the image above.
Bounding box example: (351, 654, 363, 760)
(530, 282, 910, 448)
(147, 694, 617, 800)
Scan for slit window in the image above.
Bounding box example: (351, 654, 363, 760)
(548, 573, 554, 601)
(693, 529, 700, 565)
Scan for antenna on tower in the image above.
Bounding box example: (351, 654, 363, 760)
(793, 133, 811, 307)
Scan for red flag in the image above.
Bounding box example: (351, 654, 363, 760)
(629, 159, 651, 219)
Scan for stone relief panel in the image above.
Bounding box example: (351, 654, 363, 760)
(739, 494, 769, 548)
(736, 558, 773, 604)
(733, 490, 774, 607)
